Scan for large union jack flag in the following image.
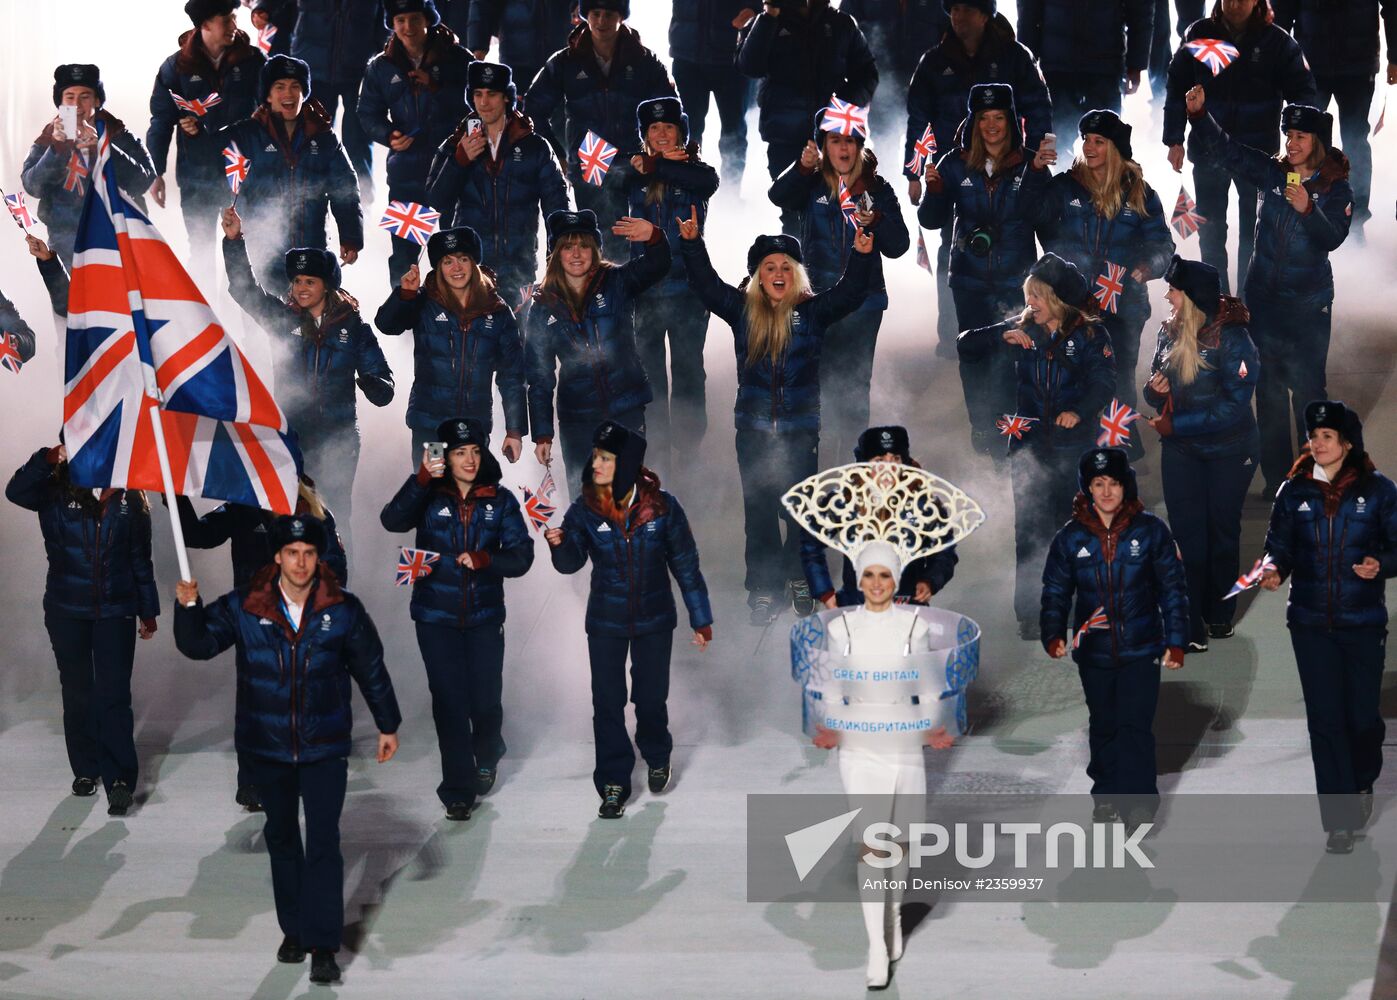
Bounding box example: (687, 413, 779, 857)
(1093, 261, 1126, 314)
(396, 546, 440, 586)
(378, 200, 440, 245)
(905, 123, 938, 175)
(1185, 38, 1239, 76)
(1073, 607, 1110, 649)
(522, 467, 558, 532)
(1097, 399, 1140, 447)
(1171, 186, 1206, 240)
(819, 97, 869, 138)
(62, 122, 301, 513)
(169, 90, 222, 117)
(223, 142, 250, 194)
(1225, 553, 1276, 600)
(578, 130, 618, 186)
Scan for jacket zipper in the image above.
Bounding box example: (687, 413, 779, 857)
(458, 492, 476, 627)
(1102, 527, 1121, 660)
(1326, 510, 1336, 630)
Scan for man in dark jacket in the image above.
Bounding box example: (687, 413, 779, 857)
(149, 0, 267, 272)
(669, 0, 752, 186)
(523, 0, 676, 257)
(426, 61, 571, 302)
(737, 0, 879, 234)
(1163, 0, 1317, 290)
(291, 0, 390, 200)
(1274, 0, 1397, 237)
(841, 0, 949, 144)
(466, 0, 576, 87)
(252, 0, 296, 57)
(174, 514, 401, 986)
(359, 0, 475, 285)
(1018, 0, 1153, 141)
(22, 64, 157, 268)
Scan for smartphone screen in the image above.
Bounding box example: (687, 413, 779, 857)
(467, 118, 482, 136)
(58, 105, 78, 138)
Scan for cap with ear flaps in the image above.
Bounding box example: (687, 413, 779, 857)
(53, 64, 104, 107)
(1282, 104, 1333, 151)
(591, 419, 647, 501)
(855, 426, 911, 463)
(270, 513, 327, 553)
(1078, 447, 1137, 502)
(1163, 254, 1220, 321)
(1304, 400, 1363, 454)
(747, 234, 803, 275)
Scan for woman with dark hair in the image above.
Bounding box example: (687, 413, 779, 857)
(545, 421, 712, 819)
(769, 104, 910, 464)
(1185, 86, 1352, 497)
(677, 211, 875, 624)
(1039, 109, 1175, 459)
(1260, 401, 1397, 853)
(376, 226, 527, 468)
(6, 442, 160, 816)
(381, 417, 534, 820)
(621, 96, 719, 475)
(524, 209, 670, 496)
(1142, 255, 1258, 653)
(957, 253, 1116, 638)
(917, 82, 1056, 455)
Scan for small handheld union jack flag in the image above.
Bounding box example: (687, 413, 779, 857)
(905, 123, 938, 175)
(170, 90, 222, 117)
(0, 332, 23, 374)
(396, 547, 440, 586)
(1093, 262, 1126, 314)
(379, 200, 440, 246)
(578, 130, 618, 186)
(1171, 187, 1206, 240)
(1097, 399, 1140, 447)
(1072, 607, 1110, 650)
(837, 178, 858, 228)
(257, 24, 278, 56)
(223, 142, 250, 194)
(819, 97, 869, 139)
(996, 413, 1039, 440)
(64, 152, 89, 195)
(1225, 553, 1277, 600)
(1185, 38, 1240, 76)
(4, 191, 34, 231)
(916, 230, 931, 274)
(522, 467, 558, 532)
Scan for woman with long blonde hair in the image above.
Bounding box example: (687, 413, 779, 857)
(1142, 255, 1258, 652)
(1039, 110, 1175, 460)
(677, 210, 876, 624)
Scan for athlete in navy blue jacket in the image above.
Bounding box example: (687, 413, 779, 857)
(668, 0, 751, 186)
(148, 0, 266, 271)
(840, 0, 948, 144)
(1260, 401, 1397, 851)
(465, 0, 576, 89)
(358, 0, 475, 285)
(174, 514, 400, 985)
(7, 445, 160, 818)
(381, 417, 533, 818)
(1041, 447, 1188, 815)
(546, 421, 712, 818)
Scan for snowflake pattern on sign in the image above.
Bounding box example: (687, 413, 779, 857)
(1073, 607, 1110, 649)
(0, 332, 23, 374)
(1185, 38, 1240, 76)
(1093, 262, 1126, 314)
(396, 547, 440, 586)
(1097, 399, 1140, 447)
(996, 414, 1039, 440)
(1171, 187, 1206, 239)
(906, 123, 938, 175)
(818, 97, 869, 138)
(1225, 553, 1276, 600)
(378, 201, 441, 245)
(578, 130, 618, 186)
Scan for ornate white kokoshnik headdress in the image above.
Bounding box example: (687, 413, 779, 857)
(780, 462, 986, 575)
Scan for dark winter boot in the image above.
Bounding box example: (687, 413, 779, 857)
(107, 781, 133, 817)
(309, 949, 341, 984)
(789, 578, 814, 617)
(71, 777, 98, 797)
(235, 785, 263, 812)
(647, 765, 672, 794)
(598, 784, 627, 819)
(277, 936, 306, 963)
(446, 802, 474, 822)
(475, 766, 497, 796)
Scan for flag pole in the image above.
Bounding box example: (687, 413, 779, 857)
(145, 400, 194, 583)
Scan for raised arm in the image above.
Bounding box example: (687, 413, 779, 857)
(678, 236, 745, 326)
(223, 234, 293, 331)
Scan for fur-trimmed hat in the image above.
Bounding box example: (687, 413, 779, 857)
(270, 513, 328, 552)
(855, 425, 911, 463)
(545, 210, 603, 253)
(746, 233, 803, 275)
(436, 416, 502, 483)
(1282, 104, 1333, 151)
(1304, 400, 1363, 454)
(185, 0, 238, 26)
(467, 61, 516, 106)
(1163, 254, 1221, 322)
(284, 247, 341, 290)
(637, 96, 690, 147)
(1078, 447, 1137, 501)
(580, 0, 629, 17)
(428, 226, 483, 268)
(1028, 252, 1092, 311)
(1079, 109, 1133, 161)
(592, 419, 646, 500)
(52, 64, 104, 107)
(384, 0, 441, 29)
(261, 54, 311, 102)
(942, 0, 995, 13)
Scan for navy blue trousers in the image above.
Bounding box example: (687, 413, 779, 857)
(415, 620, 507, 808)
(587, 630, 674, 800)
(1248, 295, 1332, 492)
(1078, 656, 1162, 796)
(45, 615, 138, 793)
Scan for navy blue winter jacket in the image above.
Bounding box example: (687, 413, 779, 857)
(1265, 455, 1397, 629)
(1273, 0, 1397, 79)
(380, 466, 534, 629)
(375, 275, 528, 435)
(550, 470, 713, 637)
(22, 112, 156, 262)
(1163, 9, 1317, 152)
(523, 233, 671, 440)
(680, 236, 873, 432)
(426, 110, 571, 292)
(7, 449, 160, 622)
(0, 268, 45, 364)
(1142, 296, 1259, 460)
(736, 2, 879, 145)
(1041, 495, 1190, 668)
(290, 0, 388, 90)
(768, 152, 909, 312)
(173, 494, 348, 590)
(220, 104, 365, 255)
(174, 565, 402, 764)
(1188, 111, 1352, 305)
(148, 30, 266, 196)
(1037, 170, 1176, 319)
(224, 237, 395, 445)
(466, 0, 575, 77)
(621, 146, 719, 298)
(253, 0, 296, 57)
(358, 26, 475, 197)
(840, 0, 949, 77)
(903, 14, 1052, 180)
(1017, 0, 1152, 77)
(523, 24, 676, 183)
(917, 146, 1051, 299)
(669, 0, 749, 67)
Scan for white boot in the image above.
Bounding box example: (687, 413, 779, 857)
(885, 854, 908, 962)
(859, 862, 890, 989)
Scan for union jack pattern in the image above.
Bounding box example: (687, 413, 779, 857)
(0, 332, 23, 374)
(378, 200, 440, 245)
(578, 130, 618, 186)
(837, 178, 858, 228)
(916, 230, 931, 273)
(1093, 261, 1126, 314)
(996, 414, 1039, 440)
(396, 547, 440, 586)
(1073, 607, 1110, 650)
(64, 151, 89, 195)
(223, 142, 250, 194)
(256, 24, 278, 56)
(1185, 38, 1240, 76)
(905, 123, 937, 174)
(522, 467, 558, 532)
(819, 97, 869, 138)
(169, 90, 222, 117)
(4, 191, 34, 231)
(1171, 186, 1206, 240)
(1097, 399, 1140, 447)
(1225, 553, 1277, 600)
